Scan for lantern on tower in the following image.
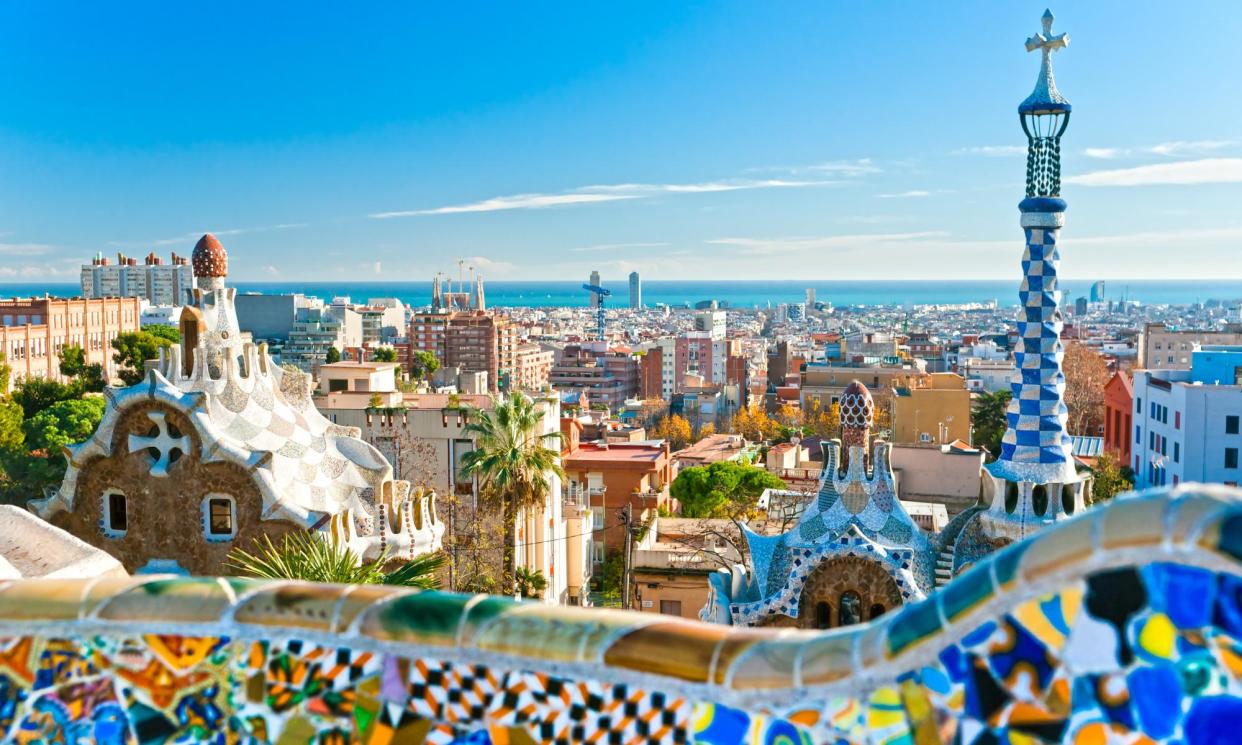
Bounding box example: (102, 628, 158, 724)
(1019, 9, 1070, 199)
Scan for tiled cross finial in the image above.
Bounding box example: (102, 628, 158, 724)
(127, 410, 190, 478)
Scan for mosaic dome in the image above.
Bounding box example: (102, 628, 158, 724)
(192, 233, 228, 278)
(840, 380, 874, 430)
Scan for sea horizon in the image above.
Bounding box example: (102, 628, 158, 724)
(3, 278, 1241, 309)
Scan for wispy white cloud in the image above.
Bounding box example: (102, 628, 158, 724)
(751, 158, 881, 176)
(708, 231, 951, 256)
(579, 179, 833, 194)
(371, 193, 635, 218)
(0, 242, 54, 256)
(876, 190, 932, 199)
(1082, 139, 1234, 160)
(569, 242, 669, 253)
(371, 177, 835, 218)
(1150, 139, 1234, 156)
(109, 222, 309, 248)
(951, 146, 1025, 157)
(1070, 226, 1242, 247)
(460, 256, 516, 275)
(1066, 158, 1242, 187)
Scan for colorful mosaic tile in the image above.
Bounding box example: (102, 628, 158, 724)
(0, 486, 1236, 743)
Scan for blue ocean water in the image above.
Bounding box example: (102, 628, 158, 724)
(3, 279, 1240, 308)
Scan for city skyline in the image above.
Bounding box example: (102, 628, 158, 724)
(3, 2, 1242, 282)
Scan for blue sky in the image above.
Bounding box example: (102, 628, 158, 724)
(2, 2, 1241, 282)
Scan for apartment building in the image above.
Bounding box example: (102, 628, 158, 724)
(889, 372, 972, 445)
(561, 421, 673, 568)
(1131, 346, 1242, 489)
(0, 296, 142, 384)
(81, 252, 193, 307)
(315, 363, 592, 605)
(1138, 322, 1242, 370)
(409, 310, 518, 393)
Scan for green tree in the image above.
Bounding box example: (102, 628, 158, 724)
(325, 346, 342, 364)
(459, 394, 565, 594)
(1091, 452, 1134, 503)
(0, 400, 23, 452)
(10, 377, 81, 419)
(24, 397, 106, 456)
(111, 329, 179, 386)
(372, 346, 398, 362)
(671, 461, 786, 519)
(408, 350, 440, 380)
(58, 344, 105, 393)
(0, 396, 105, 504)
(514, 566, 550, 599)
(599, 555, 625, 605)
(226, 531, 445, 588)
(0, 353, 10, 396)
(971, 389, 1012, 460)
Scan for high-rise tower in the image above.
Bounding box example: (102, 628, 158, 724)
(589, 270, 602, 308)
(981, 9, 1091, 539)
(629, 271, 641, 309)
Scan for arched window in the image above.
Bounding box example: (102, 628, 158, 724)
(102, 489, 128, 538)
(1061, 483, 1077, 515)
(839, 591, 863, 627)
(202, 494, 237, 541)
(1032, 484, 1048, 516)
(1004, 481, 1019, 514)
(869, 604, 886, 621)
(815, 602, 831, 630)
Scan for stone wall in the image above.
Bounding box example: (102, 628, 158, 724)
(49, 400, 302, 574)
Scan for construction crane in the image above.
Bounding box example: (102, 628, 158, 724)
(582, 283, 611, 341)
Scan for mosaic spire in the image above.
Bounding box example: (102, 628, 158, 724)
(982, 10, 1088, 533)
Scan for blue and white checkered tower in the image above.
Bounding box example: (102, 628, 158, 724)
(982, 10, 1092, 539)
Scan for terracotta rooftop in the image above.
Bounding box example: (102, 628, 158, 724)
(673, 433, 747, 463)
(564, 442, 666, 465)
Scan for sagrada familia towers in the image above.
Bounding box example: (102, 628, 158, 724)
(704, 10, 1091, 628)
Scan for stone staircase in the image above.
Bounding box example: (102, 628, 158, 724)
(934, 548, 955, 588)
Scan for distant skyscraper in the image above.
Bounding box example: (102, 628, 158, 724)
(629, 271, 641, 309)
(1074, 296, 1088, 316)
(589, 270, 602, 308)
(805, 287, 816, 308)
(1090, 280, 1105, 303)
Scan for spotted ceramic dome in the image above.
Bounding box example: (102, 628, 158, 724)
(192, 233, 228, 278)
(839, 380, 874, 430)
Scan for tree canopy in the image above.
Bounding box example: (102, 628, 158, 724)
(408, 350, 440, 380)
(58, 344, 105, 392)
(670, 460, 786, 519)
(971, 389, 1011, 460)
(111, 328, 180, 386)
(372, 346, 398, 362)
(1091, 452, 1134, 503)
(652, 415, 693, 450)
(325, 346, 342, 364)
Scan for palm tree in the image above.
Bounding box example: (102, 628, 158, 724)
(515, 566, 550, 599)
(459, 393, 564, 595)
(226, 531, 444, 588)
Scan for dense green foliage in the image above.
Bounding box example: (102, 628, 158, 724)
(372, 347, 397, 362)
(1090, 452, 1135, 502)
(407, 350, 440, 380)
(670, 460, 786, 519)
(111, 327, 180, 385)
(515, 566, 550, 599)
(0, 371, 107, 504)
(971, 389, 1012, 460)
(325, 346, 342, 364)
(226, 531, 444, 588)
(58, 344, 105, 393)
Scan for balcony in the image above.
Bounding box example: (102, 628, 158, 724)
(564, 483, 605, 508)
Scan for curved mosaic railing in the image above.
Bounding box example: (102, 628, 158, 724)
(1, 484, 1240, 743)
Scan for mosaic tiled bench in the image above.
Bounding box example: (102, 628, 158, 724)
(1, 484, 1239, 744)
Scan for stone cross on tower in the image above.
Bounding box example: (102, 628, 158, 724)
(1025, 9, 1068, 57)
